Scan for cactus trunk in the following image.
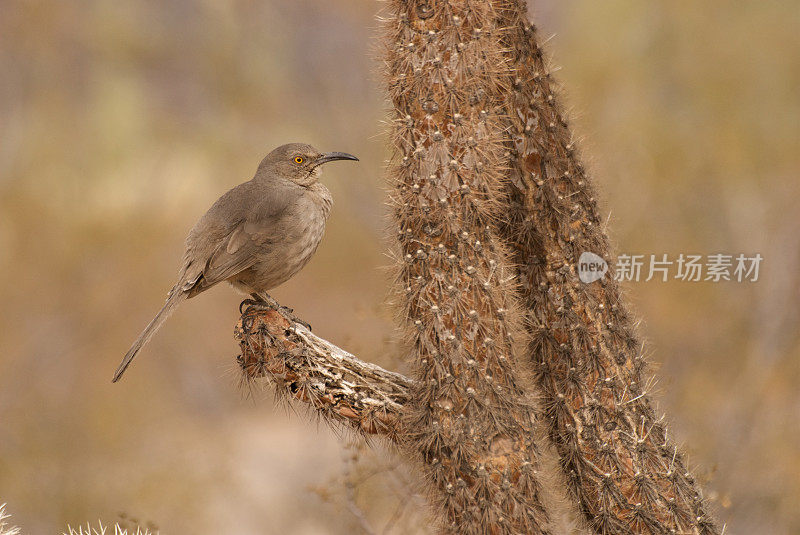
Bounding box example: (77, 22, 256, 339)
(498, 2, 721, 533)
(384, 1, 553, 533)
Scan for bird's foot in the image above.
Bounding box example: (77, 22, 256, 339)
(274, 304, 312, 331)
(283, 309, 312, 331)
(251, 292, 280, 307)
(239, 298, 277, 314)
(239, 296, 311, 331)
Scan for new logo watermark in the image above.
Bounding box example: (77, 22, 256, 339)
(578, 252, 608, 283)
(577, 252, 763, 283)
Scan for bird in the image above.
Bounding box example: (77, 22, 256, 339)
(112, 143, 358, 382)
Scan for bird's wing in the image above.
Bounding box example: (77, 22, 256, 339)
(176, 179, 302, 297)
(204, 220, 277, 285)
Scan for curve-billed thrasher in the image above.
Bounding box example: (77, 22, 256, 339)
(112, 143, 358, 382)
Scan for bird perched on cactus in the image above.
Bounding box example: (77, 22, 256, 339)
(113, 143, 358, 382)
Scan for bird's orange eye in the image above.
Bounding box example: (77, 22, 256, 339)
(294, 156, 304, 164)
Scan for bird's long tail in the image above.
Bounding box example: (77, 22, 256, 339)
(112, 289, 187, 382)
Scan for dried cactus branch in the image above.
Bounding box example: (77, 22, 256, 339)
(236, 306, 412, 440)
(496, 2, 721, 533)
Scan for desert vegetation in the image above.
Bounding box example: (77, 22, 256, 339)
(1, 0, 797, 533)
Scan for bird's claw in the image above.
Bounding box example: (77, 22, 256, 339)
(239, 298, 277, 314)
(275, 305, 311, 331)
(286, 311, 312, 331)
(239, 299, 311, 330)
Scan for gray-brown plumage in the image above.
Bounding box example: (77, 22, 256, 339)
(113, 143, 358, 382)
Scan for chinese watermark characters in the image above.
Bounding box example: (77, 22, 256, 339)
(578, 253, 763, 284)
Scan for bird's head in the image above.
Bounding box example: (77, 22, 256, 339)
(256, 143, 358, 187)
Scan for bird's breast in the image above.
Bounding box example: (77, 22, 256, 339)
(239, 186, 332, 292)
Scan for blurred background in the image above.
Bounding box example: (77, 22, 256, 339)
(0, 0, 797, 533)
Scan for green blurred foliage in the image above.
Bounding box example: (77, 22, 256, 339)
(0, 0, 797, 533)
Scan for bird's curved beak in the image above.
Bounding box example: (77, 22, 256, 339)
(315, 152, 359, 166)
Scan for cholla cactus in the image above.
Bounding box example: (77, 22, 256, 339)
(63, 522, 155, 535)
(384, 1, 552, 533)
(497, 1, 720, 533)
(0, 504, 20, 535)
(232, 1, 721, 533)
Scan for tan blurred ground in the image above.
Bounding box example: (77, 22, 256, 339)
(0, 1, 798, 533)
